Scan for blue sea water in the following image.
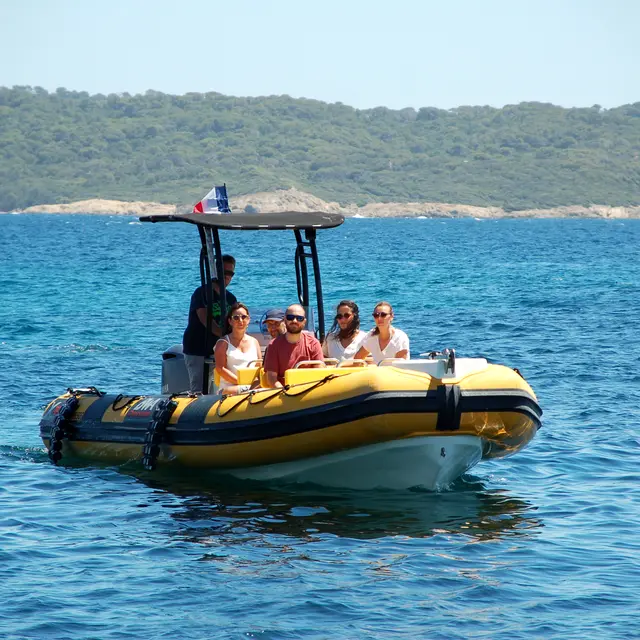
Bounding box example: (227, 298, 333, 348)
(0, 214, 639, 639)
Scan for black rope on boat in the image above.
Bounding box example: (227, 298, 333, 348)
(141, 397, 177, 471)
(216, 373, 339, 417)
(247, 388, 284, 406)
(282, 374, 338, 397)
(111, 394, 141, 412)
(48, 394, 80, 465)
(216, 391, 254, 418)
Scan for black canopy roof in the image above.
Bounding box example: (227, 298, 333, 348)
(139, 211, 344, 230)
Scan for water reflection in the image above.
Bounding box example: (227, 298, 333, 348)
(21, 447, 542, 542)
(132, 470, 542, 542)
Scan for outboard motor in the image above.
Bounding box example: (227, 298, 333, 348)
(161, 344, 191, 394)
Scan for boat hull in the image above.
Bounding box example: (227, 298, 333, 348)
(227, 435, 483, 490)
(40, 363, 542, 490)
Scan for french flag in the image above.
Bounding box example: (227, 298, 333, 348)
(193, 184, 231, 214)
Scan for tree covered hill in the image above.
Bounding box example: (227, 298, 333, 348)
(1, 86, 639, 212)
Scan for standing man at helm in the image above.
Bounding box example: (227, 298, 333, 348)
(263, 304, 324, 388)
(182, 254, 237, 393)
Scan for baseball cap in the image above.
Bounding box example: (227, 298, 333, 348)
(264, 308, 285, 321)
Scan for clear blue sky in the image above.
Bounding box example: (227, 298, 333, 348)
(1, 0, 638, 110)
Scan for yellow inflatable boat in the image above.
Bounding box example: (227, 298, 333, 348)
(39, 205, 542, 490)
(40, 355, 540, 489)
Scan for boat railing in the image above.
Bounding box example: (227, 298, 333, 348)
(378, 358, 406, 367)
(293, 360, 328, 369)
(337, 359, 368, 368)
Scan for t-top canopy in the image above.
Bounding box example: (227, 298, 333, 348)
(139, 211, 344, 230)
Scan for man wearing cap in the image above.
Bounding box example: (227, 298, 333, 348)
(182, 254, 237, 393)
(263, 304, 324, 388)
(263, 308, 286, 340)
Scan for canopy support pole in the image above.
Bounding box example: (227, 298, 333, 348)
(294, 230, 310, 307)
(306, 229, 326, 343)
(197, 225, 225, 395)
(293, 229, 326, 342)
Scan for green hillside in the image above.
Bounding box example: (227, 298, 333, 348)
(1, 86, 639, 211)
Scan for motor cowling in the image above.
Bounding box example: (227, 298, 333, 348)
(161, 344, 191, 394)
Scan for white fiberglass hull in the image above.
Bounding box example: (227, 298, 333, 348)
(227, 435, 483, 490)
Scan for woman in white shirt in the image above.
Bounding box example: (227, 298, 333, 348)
(355, 301, 410, 364)
(322, 300, 367, 362)
(214, 302, 261, 394)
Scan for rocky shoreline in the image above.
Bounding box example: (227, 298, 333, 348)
(11, 188, 640, 219)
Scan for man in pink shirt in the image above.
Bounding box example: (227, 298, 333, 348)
(263, 304, 324, 387)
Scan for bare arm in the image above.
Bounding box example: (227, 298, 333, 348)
(251, 336, 262, 360)
(265, 370, 283, 388)
(395, 333, 410, 360)
(355, 345, 370, 361)
(310, 339, 325, 368)
(263, 343, 282, 388)
(214, 340, 238, 384)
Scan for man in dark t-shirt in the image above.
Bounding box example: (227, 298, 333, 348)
(182, 255, 237, 393)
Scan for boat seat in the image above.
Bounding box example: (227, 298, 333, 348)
(208, 359, 264, 394)
(232, 358, 366, 390)
(236, 363, 267, 388)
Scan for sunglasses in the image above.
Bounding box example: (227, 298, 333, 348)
(336, 313, 352, 320)
(285, 314, 306, 322)
(224, 270, 235, 277)
(373, 311, 390, 318)
(231, 314, 249, 321)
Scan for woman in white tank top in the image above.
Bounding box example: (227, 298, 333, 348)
(214, 302, 261, 394)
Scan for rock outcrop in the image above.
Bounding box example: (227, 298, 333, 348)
(19, 199, 177, 215)
(14, 190, 640, 218)
(231, 188, 347, 214)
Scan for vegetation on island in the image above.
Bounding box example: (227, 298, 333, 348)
(1, 85, 639, 212)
